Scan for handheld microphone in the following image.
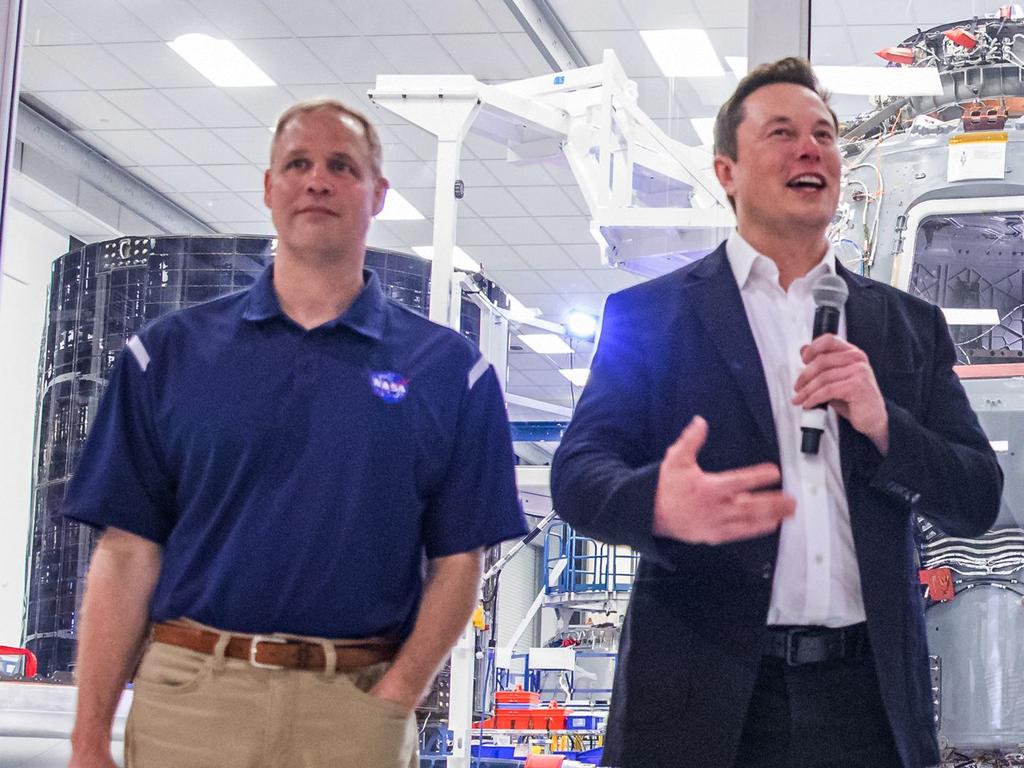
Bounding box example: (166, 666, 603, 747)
(800, 273, 849, 455)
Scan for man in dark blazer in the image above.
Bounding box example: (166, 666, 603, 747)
(551, 58, 1001, 768)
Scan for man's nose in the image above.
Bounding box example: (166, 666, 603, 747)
(796, 132, 822, 160)
(306, 165, 332, 194)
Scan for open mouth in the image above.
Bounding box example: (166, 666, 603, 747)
(786, 174, 826, 190)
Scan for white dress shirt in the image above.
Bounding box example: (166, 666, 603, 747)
(726, 230, 866, 627)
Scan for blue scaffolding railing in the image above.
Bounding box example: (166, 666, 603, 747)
(543, 521, 638, 596)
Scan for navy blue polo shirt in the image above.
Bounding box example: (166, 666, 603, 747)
(63, 265, 527, 640)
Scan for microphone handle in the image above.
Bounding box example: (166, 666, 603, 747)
(801, 304, 842, 454)
(812, 305, 841, 339)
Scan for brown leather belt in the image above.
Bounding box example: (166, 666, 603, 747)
(151, 622, 399, 672)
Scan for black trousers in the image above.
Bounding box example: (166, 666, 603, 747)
(731, 654, 903, 768)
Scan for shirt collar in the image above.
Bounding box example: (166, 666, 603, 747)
(726, 229, 836, 290)
(242, 264, 388, 340)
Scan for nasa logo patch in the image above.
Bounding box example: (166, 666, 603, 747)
(369, 371, 409, 403)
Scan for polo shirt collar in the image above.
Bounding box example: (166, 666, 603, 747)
(242, 264, 388, 340)
(726, 229, 835, 289)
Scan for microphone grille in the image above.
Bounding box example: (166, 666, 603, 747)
(812, 273, 849, 309)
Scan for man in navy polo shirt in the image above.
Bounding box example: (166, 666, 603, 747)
(65, 99, 527, 768)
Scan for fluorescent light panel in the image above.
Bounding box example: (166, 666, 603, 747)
(941, 307, 1000, 326)
(376, 191, 424, 221)
(518, 334, 573, 354)
(813, 65, 942, 96)
(411, 245, 480, 273)
(990, 440, 1009, 453)
(168, 34, 274, 88)
(725, 56, 748, 77)
(559, 368, 590, 387)
(639, 29, 724, 77)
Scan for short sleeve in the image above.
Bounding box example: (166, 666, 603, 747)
(421, 359, 527, 558)
(61, 336, 176, 543)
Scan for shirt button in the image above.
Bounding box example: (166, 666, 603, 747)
(762, 562, 773, 580)
(814, 554, 824, 565)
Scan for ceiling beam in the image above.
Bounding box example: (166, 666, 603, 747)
(502, 0, 588, 72)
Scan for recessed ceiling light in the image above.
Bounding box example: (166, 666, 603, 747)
(941, 307, 1000, 326)
(518, 334, 573, 354)
(376, 191, 424, 221)
(812, 65, 943, 96)
(725, 56, 748, 77)
(412, 245, 480, 273)
(168, 33, 275, 88)
(565, 310, 599, 340)
(639, 29, 724, 78)
(559, 368, 590, 387)
(689, 117, 716, 147)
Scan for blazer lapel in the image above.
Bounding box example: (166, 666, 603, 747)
(838, 265, 888, 486)
(681, 246, 778, 450)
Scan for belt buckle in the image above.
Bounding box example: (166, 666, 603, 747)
(249, 634, 288, 669)
(784, 629, 803, 666)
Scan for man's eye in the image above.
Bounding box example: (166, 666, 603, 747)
(286, 158, 308, 169)
(331, 159, 355, 174)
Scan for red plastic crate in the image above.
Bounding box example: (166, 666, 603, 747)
(493, 706, 570, 731)
(495, 689, 541, 706)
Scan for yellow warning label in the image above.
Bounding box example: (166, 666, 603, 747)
(950, 131, 1009, 145)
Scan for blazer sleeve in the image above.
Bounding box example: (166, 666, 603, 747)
(551, 292, 677, 568)
(867, 302, 1002, 537)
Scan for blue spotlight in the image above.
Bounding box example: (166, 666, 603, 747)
(565, 310, 599, 341)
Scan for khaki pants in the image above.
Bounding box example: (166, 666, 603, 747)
(126, 630, 419, 768)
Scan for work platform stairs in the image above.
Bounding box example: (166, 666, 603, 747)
(542, 522, 637, 612)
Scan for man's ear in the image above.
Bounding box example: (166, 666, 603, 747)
(713, 155, 736, 198)
(372, 176, 390, 217)
(263, 169, 273, 210)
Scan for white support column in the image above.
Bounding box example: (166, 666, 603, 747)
(747, 0, 810, 68)
(0, 0, 25, 294)
(433, 135, 467, 329)
(447, 623, 477, 768)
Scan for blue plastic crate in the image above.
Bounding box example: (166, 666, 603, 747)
(470, 745, 516, 759)
(565, 714, 602, 730)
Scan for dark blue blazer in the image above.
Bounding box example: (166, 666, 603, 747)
(551, 243, 1002, 768)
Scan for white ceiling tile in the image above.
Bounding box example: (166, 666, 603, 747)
(461, 187, 528, 218)
(404, 0, 499, 33)
(100, 90, 201, 129)
(144, 165, 228, 193)
(572, 31, 663, 77)
(34, 91, 142, 130)
(162, 88, 264, 128)
(379, 219, 434, 243)
(367, 220, 407, 249)
(502, 33, 557, 76)
(342, 0, 430, 34)
(705, 27, 747, 60)
(389, 187, 434, 217)
(18, 47, 88, 92)
(195, 0, 293, 38)
(434, 34, 530, 80)
(525, 369, 578, 388)
(220, 221, 278, 236)
(183, 192, 268, 222)
(541, 269, 600, 294)
(385, 123, 439, 162)
(23, 3, 93, 45)
(237, 191, 269, 210)
(224, 87, 299, 128)
(260, 0, 355, 36)
(463, 133, 507, 160)
(455, 218, 505, 246)
(690, 77, 740, 109)
(514, 292, 570, 317)
(482, 159, 554, 186)
(47, 208, 123, 239)
(539, 216, 596, 244)
(47, 0, 160, 43)
(562, 186, 589, 214)
(585, 267, 644, 293)
(487, 269, 552, 294)
(73, 130, 139, 167)
(809, 26, 855, 66)
(549, 0, 634, 30)
(104, 42, 212, 89)
(468, 245, 529, 271)
(562, 292, 608, 315)
(562, 243, 603, 269)
(692, 0, 747, 28)
(100, 130, 192, 165)
(379, 144, 421, 163)
(488, 217, 555, 245)
(508, 186, 583, 217)
(41, 45, 149, 90)
(153, 129, 250, 165)
(381, 161, 437, 188)
(234, 39, 338, 85)
(211, 128, 274, 164)
(302, 37, 398, 82)
(459, 160, 502, 188)
(370, 35, 461, 75)
(475, 0, 528, 33)
(204, 164, 266, 191)
(634, 76, 684, 119)
(121, 0, 224, 40)
(517, 244, 578, 269)
(626, 0, 708, 28)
